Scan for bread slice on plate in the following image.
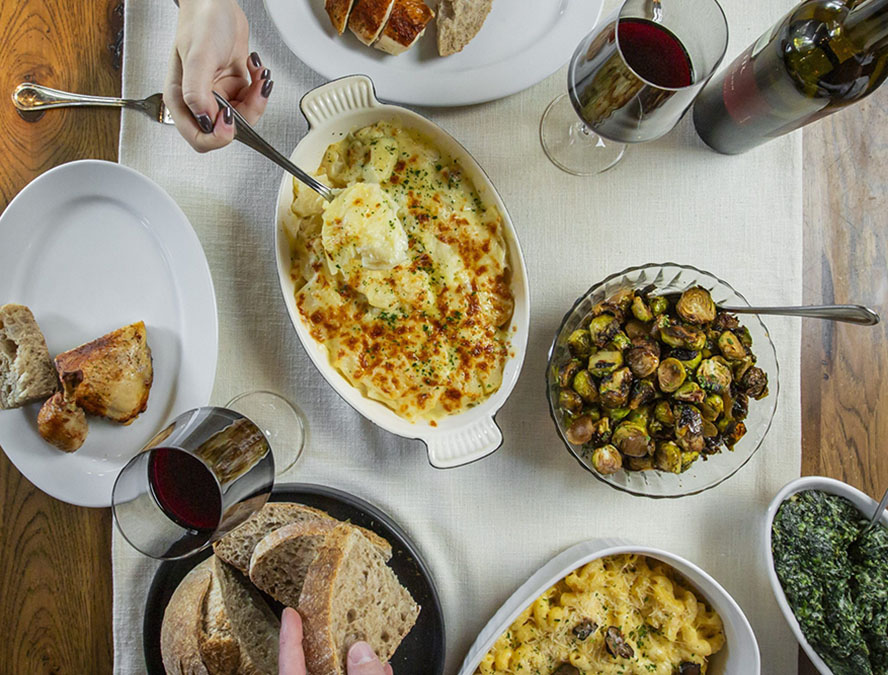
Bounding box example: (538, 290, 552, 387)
(325, 0, 357, 34)
(0, 303, 57, 409)
(348, 0, 397, 45)
(375, 0, 435, 55)
(437, 0, 494, 56)
(53, 320, 153, 424)
(214, 502, 392, 575)
(298, 524, 420, 675)
(249, 519, 338, 608)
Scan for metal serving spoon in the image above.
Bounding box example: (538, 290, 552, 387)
(718, 304, 880, 326)
(862, 486, 888, 537)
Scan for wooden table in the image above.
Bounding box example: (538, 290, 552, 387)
(1, 0, 885, 672)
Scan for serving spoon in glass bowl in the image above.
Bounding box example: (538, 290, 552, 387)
(718, 303, 880, 326)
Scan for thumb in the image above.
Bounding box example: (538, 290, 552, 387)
(180, 50, 219, 132)
(346, 642, 388, 675)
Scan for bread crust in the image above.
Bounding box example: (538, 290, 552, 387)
(0, 303, 57, 409)
(436, 0, 494, 56)
(375, 0, 435, 55)
(161, 558, 214, 675)
(348, 0, 397, 45)
(325, 0, 357, 34)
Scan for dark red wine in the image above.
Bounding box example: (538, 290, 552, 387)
(149, 447, 221, 532)
(619, 19, 693, 89)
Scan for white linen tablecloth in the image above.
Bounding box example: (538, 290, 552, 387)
(113, 0, 803, 673)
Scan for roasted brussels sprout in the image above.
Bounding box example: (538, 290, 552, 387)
(567, 328, 594, 357)
(700, 394, 724, 421)
(732, 356, 755, 382)
(627, 456, 654, 471)
(613, 421, 651, 458)
(731, 392, 749, 420)
(675, 404, 704, 454)
(566, 415, 599, 445)
(673, 381, 705, 404)
(681, 450, 700, 470)
(572, 370, 599, 403)
(610, 331, 632, 351)
(588, 314, 621, 347)
(654, 400, 675, 425)
(735, 325, 753, 347)
(649, 295, 669, 316)
(558, 359, 582, 389)
(711, 311, 739, 332)
(588, 350, 624, 378)
(609, 406, 631, 421)
(670, 347, 702, 372)
(599, 367, 633, 408)
(587, 416, 612, 445)
(701, 419, 719, 438)
(591, 444, 622, 474)
(660, 324, 706, 351)
(657, 358, 686, 393)
(739, 366, 769, 399)
(718, 331, 747, 360)
(654, 441, 682, 473)
(696, 358, 733, 394)
(624, 319, 648, 340)
(625, 345, 659, 379)
(629, 378, 657, 409)
(677, 287, 717, 325)
(723, 420, 747, 448)
(631, 295, 653, 322)
(558, 389, 583, 414)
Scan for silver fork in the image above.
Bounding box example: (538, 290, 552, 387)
(12, 82, 174, 124)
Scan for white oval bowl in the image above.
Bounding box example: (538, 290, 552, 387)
(274, 75, 530, 469)
(765, 476, 888, 675)
(458, 539, 761, 675)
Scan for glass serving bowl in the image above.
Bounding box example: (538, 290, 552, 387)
(546, 263, 780, 498)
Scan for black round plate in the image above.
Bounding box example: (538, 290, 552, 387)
(142, 482, 446, 674)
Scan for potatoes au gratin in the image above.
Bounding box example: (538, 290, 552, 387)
(284, 121, 514, 422)
(477, 554, 725, 675)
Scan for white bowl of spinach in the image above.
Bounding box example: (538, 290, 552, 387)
(765, 476, 888, 675)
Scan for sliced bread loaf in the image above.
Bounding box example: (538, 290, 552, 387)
(298, 524, 420, 675)
(249, 519, 338, 608)
(436, 0, 494, 56)
(0, 303, 57, 409)
(214, 502, 392, 574)
(161, 557, 213, 675)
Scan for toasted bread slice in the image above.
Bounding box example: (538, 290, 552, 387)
(437, 0, 494, 56)
(325, 0, 357, 34)
(0, 303, 57, 409)
(375, 0, 435, 55)
(298, 524, 420, 675)
(213, 502, 392, 575)
(348, 0, 397, 45)
(54, 321, 153, 424)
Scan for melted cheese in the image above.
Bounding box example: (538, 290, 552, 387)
(286, 121, 514, 422)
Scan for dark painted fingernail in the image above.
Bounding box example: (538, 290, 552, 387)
(261, 79, 274, 99)
(222, 105, 233, 125)
(260, 68, 271, 80)
(250, 51, 262, 68)
(196, 113, 214, 133)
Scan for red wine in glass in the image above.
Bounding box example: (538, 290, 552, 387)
(149, 447, 221, 532)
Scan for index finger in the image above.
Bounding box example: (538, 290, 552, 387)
(279, 607, 307, 675)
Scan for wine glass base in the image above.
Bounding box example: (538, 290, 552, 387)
(540, 94, 627, 176)
(225, 390, 306, 476)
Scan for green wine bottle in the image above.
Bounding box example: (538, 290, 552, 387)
(693, 0, 888, 154)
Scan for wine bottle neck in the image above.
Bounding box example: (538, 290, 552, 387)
(846, 0, 888, 50)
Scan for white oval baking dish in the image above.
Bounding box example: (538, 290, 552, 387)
(765, 476, 888, 675)
(458, 539, 761, 675)
(274, 75, 530, 469)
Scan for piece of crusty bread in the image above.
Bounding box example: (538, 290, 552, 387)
(249, 519, 338, 608)
(214, 503, 392, 575)
(161, 558, 214, 675)
(375, 0, 435, 55)
(436, 0, 494, 56)
(348, 0, 397, 45)
(54, 321, 153, 424)
(0, 303, 57, 409)
(298, 524, 420, 675)
(325, 0, 357, 34)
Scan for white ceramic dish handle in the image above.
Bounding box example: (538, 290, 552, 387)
(300, 74, 381, 129)
(422, 417, 503, 469)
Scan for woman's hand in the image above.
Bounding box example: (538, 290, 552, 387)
(164, 0, 273, 152)
(279, 607, 394, 675)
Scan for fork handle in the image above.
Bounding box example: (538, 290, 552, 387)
(12, 83, 132, 111)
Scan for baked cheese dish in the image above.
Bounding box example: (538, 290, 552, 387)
(285, 121, 514, 422)
(476, 554, 725, 674)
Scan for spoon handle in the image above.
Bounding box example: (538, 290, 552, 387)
(718, 304, 880, 325)
(864, 487, 888, 535)
(212, 92, 334, 202)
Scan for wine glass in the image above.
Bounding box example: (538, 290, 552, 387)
(112, 407, 276, 559)
(540, 0, 729, 175)
(226, 390, 306, 475)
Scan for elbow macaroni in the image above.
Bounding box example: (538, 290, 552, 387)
(476, 554, 725, 675)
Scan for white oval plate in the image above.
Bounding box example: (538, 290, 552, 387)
(459, 540, 761, 675)
(765, 476, 888, 675)
(0, 160, 218, 507)
(263, 0, 605, 106)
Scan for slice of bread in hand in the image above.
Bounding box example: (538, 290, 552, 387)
(0, 303, 57, 409)
(436, 0, 494, 56)
(249, 519, 338, 608)
(298, 524, 420, 675)
(214, 502, 392, 575)
(375, 0, 435, 55)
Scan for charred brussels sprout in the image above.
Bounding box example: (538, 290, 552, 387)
(718, 331, 747, 360)
(609, 406, 631, 421)
(631, 295, 653, 322)
(558, 359, 582, 389)
(625, 319, 648, 340)
(558, 389, 583, 414)
(670, 347, 702, 372)
(700, 394, 724, 421)
(626, 345, 660, 378)
(739, 366, 769, 399)
(681, 450, 700, 470)
(588, 314, 621, 347)
(588, 417, 612, 445)
(701, 419, 719, 438)
(599, 367, 633, 408)
(610, 331, 632, 351)
(732, 356, 755, 382)
(711, 311, 740, 332)
(566, 415, 598, 445)
(654, 400, 675, 425)
(675, 404, 705, 454)
(572, 370, 599, 403)
(627, 456, 654, 471)
(660, 324, 706, 350)
(731, 392, 749, 421)
(657, 358, 686, 393)
(696, 358, 733, 394)
(591, 444, 622, 475)
(649, 295, 669, 316)
(654, 441, 682, 473)
(676, 287, 717, 325)
(613, 422, 651, 458)
(588, 350, 624, 378)
(735, 325, 753, 347)
(723, 420, 747, 448)
(673, 381, 705, 404)
(567, 328, 594, 357)
(629, 379, 657, 409)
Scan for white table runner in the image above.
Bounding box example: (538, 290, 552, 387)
(113, 0, 803, 673)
